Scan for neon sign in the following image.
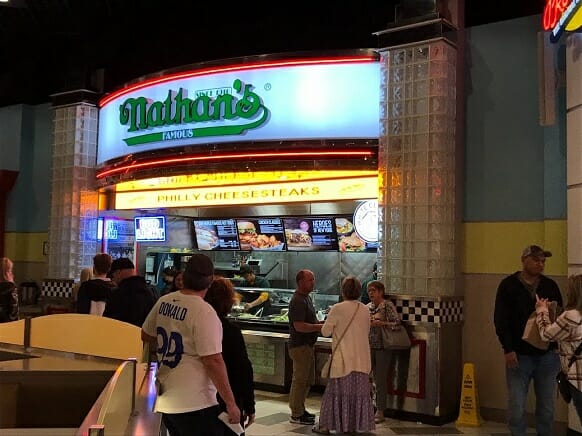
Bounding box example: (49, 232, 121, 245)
(543, 0, 582, 42)
(543, 0, 572, 30)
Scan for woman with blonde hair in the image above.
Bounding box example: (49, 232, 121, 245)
(0, 257, 18, 322)
(536, 274, 582, 420)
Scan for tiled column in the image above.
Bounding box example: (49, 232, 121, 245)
(378, 40, 457, 297)
(48, 99, 99, 282)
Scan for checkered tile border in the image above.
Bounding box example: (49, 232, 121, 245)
(41, 279, 74, 298)
(393, 297, 463, 324)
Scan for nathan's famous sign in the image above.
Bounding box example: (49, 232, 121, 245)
(119, 79, 269, 146)
(543, 0, 582, 42)
(96, 58, 380, 165)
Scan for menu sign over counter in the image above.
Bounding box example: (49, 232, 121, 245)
(283, 217, 338, 251)
(335, 215, 377, 252)
(236, 218, 286, 251)
(193, 219, 240, 250)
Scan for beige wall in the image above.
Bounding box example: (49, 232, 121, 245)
(463, 273, 568, 424)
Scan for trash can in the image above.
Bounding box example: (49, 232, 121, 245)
(19, 281, 39, 305)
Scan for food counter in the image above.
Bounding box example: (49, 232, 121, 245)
(229, 286, 338, 392)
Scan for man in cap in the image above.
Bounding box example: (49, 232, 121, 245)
(494, 245, 563, 436)
(141, 253, 241, 435)
(103, 257, 156, 327)
(235, 264, 271, 314)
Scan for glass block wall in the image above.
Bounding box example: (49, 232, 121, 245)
(48, 104, 99, 279)
(378, 40, 457, 297)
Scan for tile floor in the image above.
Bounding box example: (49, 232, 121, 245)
(246, 390, 531, 436)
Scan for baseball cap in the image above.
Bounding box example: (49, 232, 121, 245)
(109, 257, 135, 273)
(185, 254, 214, 277)
(239, 264, 253, 275)
(522, 245, 552, 259)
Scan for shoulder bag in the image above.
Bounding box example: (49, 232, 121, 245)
(378, 301, 411, 350)
(321, 303, 360, 380)
(557, 341, 582, 403)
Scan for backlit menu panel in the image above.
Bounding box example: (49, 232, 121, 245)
(193, 219, 240, 250)
(283, 217, 338, 251)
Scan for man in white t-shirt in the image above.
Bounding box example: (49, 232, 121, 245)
(142, 254, 240, 435)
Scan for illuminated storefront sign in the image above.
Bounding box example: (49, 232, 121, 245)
(115, 170, 378, 191)
(114, 176, 378, 209)
(543, 0, 582, 42)
(98, 57, 380, 165)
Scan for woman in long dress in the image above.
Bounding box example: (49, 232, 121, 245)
(313, 276, 374, 434)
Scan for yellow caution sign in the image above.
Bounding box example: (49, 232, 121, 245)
(456, 362, 483, 427)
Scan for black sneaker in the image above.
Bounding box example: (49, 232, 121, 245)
(289, 411, 316, 424)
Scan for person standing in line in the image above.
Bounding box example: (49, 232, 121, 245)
(288, 269, 322, 425)
(494, 245, 563, 436)
(0, 257, 18, 322)
(169, 271, 184, 293)
(312, 276, 374, 435)
(367, 279, 402, 423)
(360, 262, 377, 305)
(536, 274, 582, 422)
(104, 257, 156, 327)
(205, 277, 256, 433)
(142, 254, 240, 436)
(76, 253, 115, 316)
(72, 267, 93, 307)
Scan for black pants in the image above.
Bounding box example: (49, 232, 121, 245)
(162, 405, 225, 436)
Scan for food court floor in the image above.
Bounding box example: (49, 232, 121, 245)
(246, 390, 532, 436)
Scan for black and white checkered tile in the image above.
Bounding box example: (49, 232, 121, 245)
(41, 280, 74, 298)
(393, 298, 463, 323)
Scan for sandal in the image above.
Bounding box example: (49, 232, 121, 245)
(312, 424, 330, 435)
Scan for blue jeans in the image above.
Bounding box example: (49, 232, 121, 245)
(506, 352, 560, 436)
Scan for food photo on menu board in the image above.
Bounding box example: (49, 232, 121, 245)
(335, 216, 365, 252)
(236, 218, 286, 251)
(283, 217, 339, 251)
(193, 219, 240, 250)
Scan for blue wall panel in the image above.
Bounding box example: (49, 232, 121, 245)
(464, 15, 566, 222)
(5, 104, 51, 232)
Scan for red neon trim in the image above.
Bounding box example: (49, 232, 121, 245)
(99, 55, 378, 107)
(96, 150, 374, 179)
(543, 0, 571, 30)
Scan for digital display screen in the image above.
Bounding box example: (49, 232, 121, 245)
(335, 215, 377, 252)
(193, 219, 240, 250)
(134, 216, 166, 242)
(236, 218, 286, 251)
(283, 217, 338, 251)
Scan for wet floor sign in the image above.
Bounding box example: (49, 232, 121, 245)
(456, 362, 483, 427)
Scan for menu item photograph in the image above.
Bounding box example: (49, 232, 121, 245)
(339, 233, 366, 252)
(237, 220, 257, 250)
(285, 229, 313, 247)
(335, 217, 354, 235)
(236, 218, 285, 251)
(194, 224, 219, 250)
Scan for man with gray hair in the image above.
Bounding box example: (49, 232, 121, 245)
(142, 253, 240, 435)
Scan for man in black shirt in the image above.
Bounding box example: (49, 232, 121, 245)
(494, 245, 562, 436)
(103, 257, 156, 327)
